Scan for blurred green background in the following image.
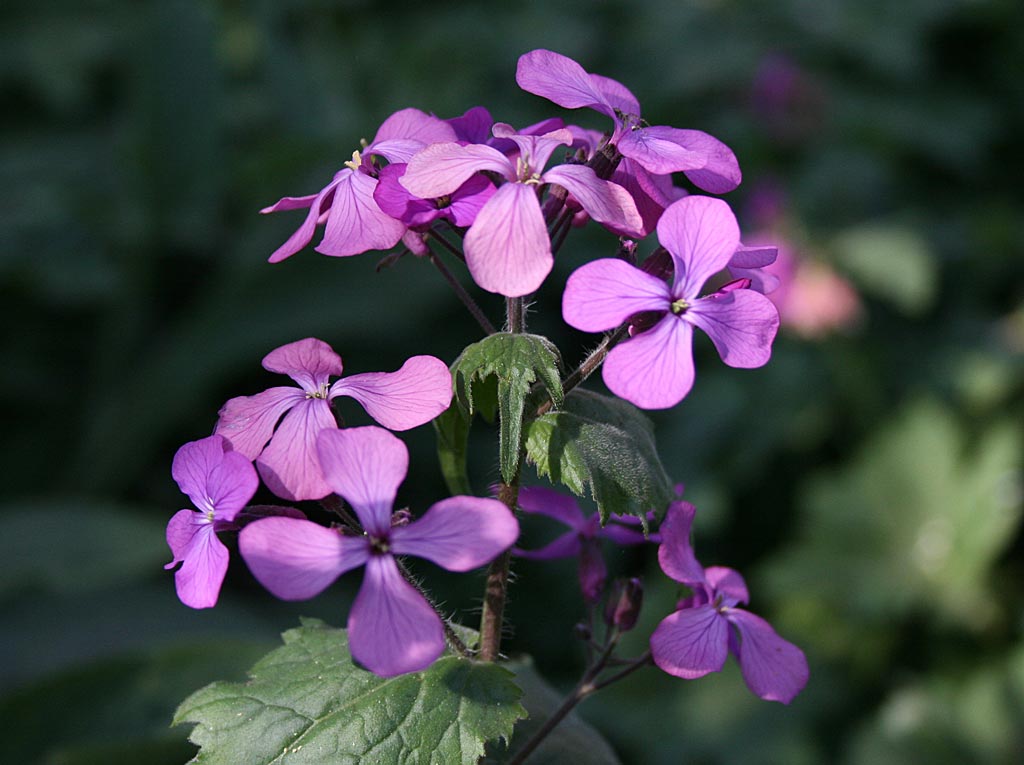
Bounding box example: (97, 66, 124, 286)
(2, 0, 1023, 762)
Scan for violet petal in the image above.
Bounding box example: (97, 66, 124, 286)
(727, 608, 809, 704)
(657, 196, 741, 299)
(602, 315, 695, 409)
(656, 500, 706, 587)
(650, 604, 729, 679)
(687, 289, 779, 369)
(562, 259, 670, 333)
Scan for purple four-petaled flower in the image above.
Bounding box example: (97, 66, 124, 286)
(562, 195, 779, 409)
(164, 435, 258, 609)
(650, 501, 809, 703)
(215, 338, 452, 502)
(239, 426, 520, 677)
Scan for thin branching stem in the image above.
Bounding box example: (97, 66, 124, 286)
(425, 237, 496, 335)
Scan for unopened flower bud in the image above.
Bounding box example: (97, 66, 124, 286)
(390, 508, 412, 528)
(605, 577, 644, 632)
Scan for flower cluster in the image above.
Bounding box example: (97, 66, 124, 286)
(163, 48, 806, 711)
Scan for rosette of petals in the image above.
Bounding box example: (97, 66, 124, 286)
(261, 108, 458, 263)
(215, 338, 452, 502)
(400, 123, 643, 297)
(238, 426, 520, 677)
(516, 49, 741, 194)
(513, 486, 659, 602)
(562, 195, 779, 409)
(164, 435, 258, 609)
(649, 502, 809, 703)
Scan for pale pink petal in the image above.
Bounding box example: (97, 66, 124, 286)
(706, 566, 750, 605)
(256, 399, 336, 502)
(262, 337, 343, 392)
(370, 107, 457, 146)
(657, 500, 705, 587)
(215, 387, 305, 460)
(260, 194, 317, 213)
(687, 289, 779, 368)
(517, 486, 586, 530)
(513, 530, 581, 560)
(329, 355, 452, 431)
(316, 170, 405, 257)
(316, 426, 407, 536)
(368, 139, 431, 165)
(603, 316, 695, 409)
(172, 521, 229, 610)
(543, 165, 643, 237)
(401, 142, 512, 199)
(263, 179, 340, 264)
(657, 196, 741, 298)
(650, 605, 729, 679)
(673, 130, 742, 194)
(727, 609, 809, 703)
(464, 183, 552, 297)
(348, 555, 444, 677)
(515, 49, 615, 119)
(390, 496, 519, 571)
(618, 127, 707, 175)
(562, 259, 670, 333)
(238, 516, 368, 601)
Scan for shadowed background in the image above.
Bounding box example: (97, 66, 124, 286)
(2, 0, 1023, 762)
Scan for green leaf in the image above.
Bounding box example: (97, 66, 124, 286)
(524, 389, 676, 523)
(450, 333, 563, 484)
(174, 619, 526, 764)
(433, 404, 474, 497)
(483, 659, 621, 764)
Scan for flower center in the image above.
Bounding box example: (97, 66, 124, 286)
(369, 535, 391, 555)
(305, 383, 330, 400)
(670, 298, 690, 315)
(343, 149, 363, 172)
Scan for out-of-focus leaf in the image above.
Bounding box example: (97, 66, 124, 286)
(483, 658, 621, 764)
(174, 618, 525, 764)
(524, 389, 675, 523)
(832, 224, 936, 314)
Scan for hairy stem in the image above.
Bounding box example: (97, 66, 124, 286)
(536, 324, 631, 416)
(478, 481, 519, 661)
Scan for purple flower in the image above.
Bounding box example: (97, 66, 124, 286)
(164, 435, 258, 609)
(260, 108, 457, 263)
(562, 195, 779, 409)
(215, 338, 452, 502)
(649, 502, 809, 704)
(513, 486, 659, 602)
(516, 49, 741, 193)
(400, 123, 642, 297)
(238, 426, 520, 677)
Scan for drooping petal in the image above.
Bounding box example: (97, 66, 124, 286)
(390, 496, 518, 571)
(329, 355, 452, 431)
(263, 179, 340, 264)
(657, 500, 706, 587)
(171, 435, 256, 519)
(657, 196, 741, 299)
(238, 516, 368, 601)
(726, 609, 809, 704)
(730, 245, 777, 269)
(517, 485, 586, 530)
(673, 129, 743, 194)
(617, 127, 707, 175)
(370, 107, 457, 147)
(316, 170, 406, 257)
(464, 183, 552, 297)
(578, 538, 607, 602)
(650, 605, 729, 679)
(262, 337, 343, 393)
(215, 387, 305, 460)
(687, 289, 779, 368)
(170, 521, 229, 609)
(513, 530, 581, 560)
(256, 398, 337, 502)
(347, 555, 444, 677)
(590, 73, 641, 118)
(447, 105, 493, 143)
(401, 142, 512, 199)
(316, 426, 407, 537)
(706, 566, 750, 605)
(602, 315, 695, 409)
(515, 49, 615, 119)
(543, 164, 643, 237)
(599, 522, 654, 546)
(562, 259, 670, 333)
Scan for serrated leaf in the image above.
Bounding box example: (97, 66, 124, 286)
(434, 404, 474, 497)
(174, 619, 525, 765)
(524, 389, 675, 523)
(450, 333, 563, 484)
(482, 659, 621, 764)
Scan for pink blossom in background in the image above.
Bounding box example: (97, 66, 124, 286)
(650, 502, 809, 704)
(239, 426, 519, 677)
(164, 435, 258, 609)
(215, 338, 452, 502)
